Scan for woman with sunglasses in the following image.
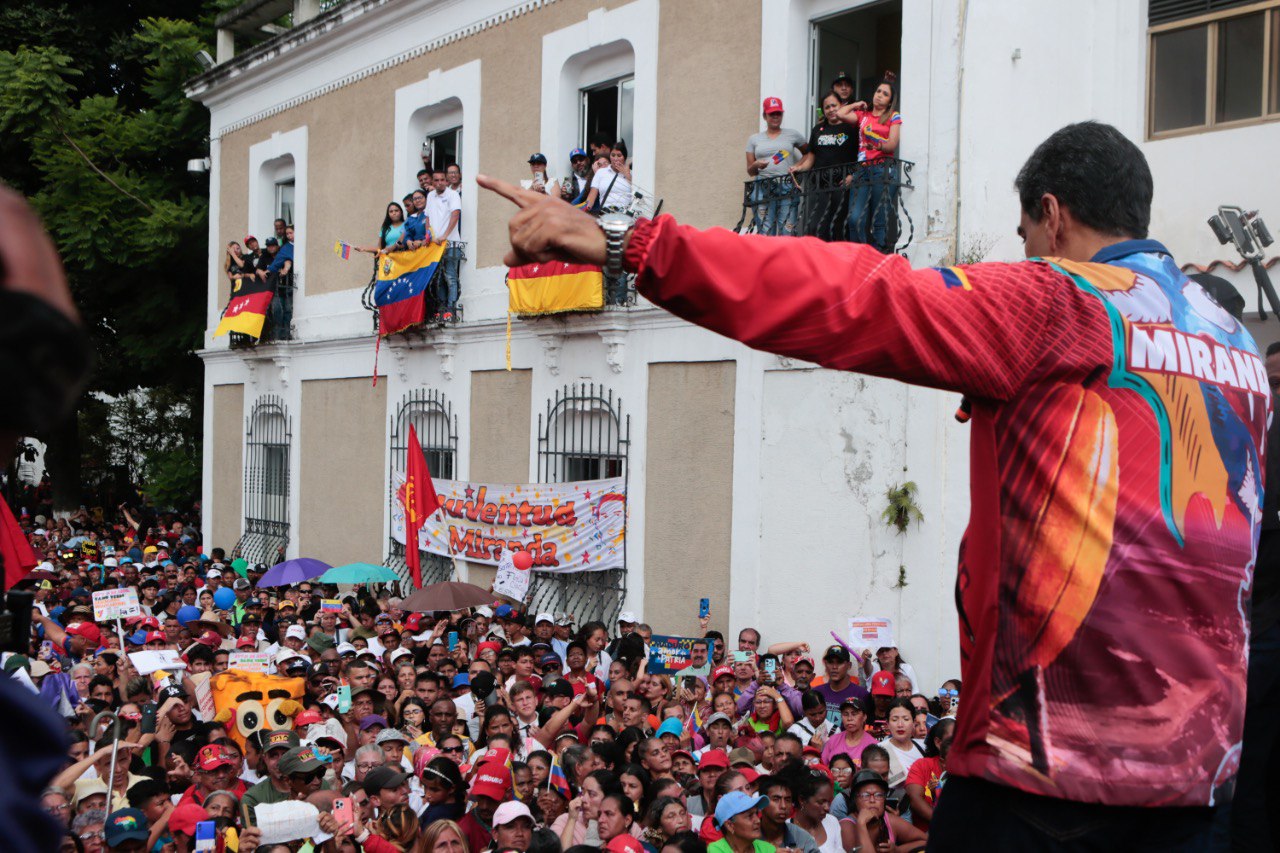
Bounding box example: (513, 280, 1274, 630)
(934, 680, 960, 717)
(839, 769, 926, 853)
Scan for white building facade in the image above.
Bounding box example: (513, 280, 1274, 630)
(190, 0, 1280, 696)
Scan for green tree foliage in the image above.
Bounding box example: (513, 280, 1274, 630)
(0, 2, 216, 510)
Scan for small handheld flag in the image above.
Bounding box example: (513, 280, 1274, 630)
(333, 240, 352, 260)
(771, 150, 790, 164)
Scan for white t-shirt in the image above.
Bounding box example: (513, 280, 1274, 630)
(591, 167, 632, 211)
(426, 187, 462, 240)
(884, 738, 925, 789)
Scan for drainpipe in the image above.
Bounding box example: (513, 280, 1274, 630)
(951, 0, 970, 262)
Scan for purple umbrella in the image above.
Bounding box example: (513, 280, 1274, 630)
(255, 558, 332, 588)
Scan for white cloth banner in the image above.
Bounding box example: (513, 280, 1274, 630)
(391, 475, 626, 572)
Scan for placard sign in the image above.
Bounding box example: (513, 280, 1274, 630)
(129, 650, 186, 675)
(646, 634, 712, 677)
(848, 616, 895, 650)
(92, 588, 141, 622)
(228, 652, 272, 674)
(492, 549, 531, 603)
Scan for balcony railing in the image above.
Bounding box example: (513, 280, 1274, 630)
(361, 241, 467, 334)
(230, 272, 295, 348)
(734, 158, 915, 253)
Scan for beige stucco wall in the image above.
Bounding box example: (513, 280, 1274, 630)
(465, 369, 533, 586)
(656, 0, 762, 229)
(297, 377, 388, 564)
(215, 0, 646, 308)
(643, 362, 736, 635)
(211, 384, 245, 551)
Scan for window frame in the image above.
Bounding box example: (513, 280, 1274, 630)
(579, 74, 636, 151)
(1147, 0, 1279, 139)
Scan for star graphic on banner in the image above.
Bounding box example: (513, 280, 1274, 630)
(584, 490, 591, 499)
(465, 486, 475, 499)
(582, 550, 590, 563)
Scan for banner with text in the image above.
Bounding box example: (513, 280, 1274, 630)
(646, 635, 712, 676)
(391, 475, 626, 572)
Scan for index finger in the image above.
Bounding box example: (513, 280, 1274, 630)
(476, 173, 544, 209)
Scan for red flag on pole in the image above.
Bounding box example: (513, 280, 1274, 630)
(402, 422, 443, 588)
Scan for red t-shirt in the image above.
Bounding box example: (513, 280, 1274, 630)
(854, 109, 902, 163)
(624, 217, 1267, 808)
(904, 756, 943, 829)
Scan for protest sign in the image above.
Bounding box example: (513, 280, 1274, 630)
(392, 475, 626, 572)
(255, 801, 322, 845)
(229, 652, 271, 674)
(129, 650, 186, 675)
(848, 616, 895, 649)
(190, 671, 215, 720)
(646, 634, 712, 677)
(492, 549, 531, 603)
(92, 588, 140, 622)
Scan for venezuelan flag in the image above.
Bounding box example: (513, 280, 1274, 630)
(214, 275, 273, 339)
(375, 243, 446, 336)
(507, 262, 604, 316)
(547, 756, 572, 798)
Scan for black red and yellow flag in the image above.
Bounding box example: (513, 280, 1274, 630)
(214, 276, 273, 339)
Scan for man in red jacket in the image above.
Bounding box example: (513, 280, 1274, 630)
(479, 122, 1267, 850)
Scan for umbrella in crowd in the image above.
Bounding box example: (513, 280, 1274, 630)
(255, 557, 331, 588)
(318, 562, 400, 584)
(399, 580, 492, 613)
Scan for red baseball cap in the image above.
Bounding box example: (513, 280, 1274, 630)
(67, 622, 102, 645)
(236, 636, 257, 649)
(403, 613, 423, 632)
(762, 97, 784, 113)
(738, 766, 760, 784)
(699, 750, 729, 770)
(144, 631, 167, 644)
(196, 630, 223, 648)
(607, 835, 645, 853)
(870, 670, 896, 696)
(470, 761, 512, 801)
(168, 803, 209, 837)
(478, 641, 502, 655)
(711, 665, 734, 683)
(244, 235, 257, 244)
(196, 744, 237, 771)
(294, 709, 324, 727)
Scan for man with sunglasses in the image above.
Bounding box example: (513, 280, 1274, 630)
(241, 730, 301, 821)
(279, 745, 329, 801)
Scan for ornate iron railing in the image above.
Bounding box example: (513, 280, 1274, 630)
(734, 158, 915, 253)
(529, 383, 630, 625)
(361, 242, 468, 335)
(237, 395, 291, 562)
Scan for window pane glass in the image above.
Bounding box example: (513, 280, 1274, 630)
(275, 180, 295, 224)
(583, 83, 620, 148)
(618, 77, 635, 154)
(1152, 25, 1207, 132)
(1270, 11, 1279, 114)
(1217, 12, 1265, 123)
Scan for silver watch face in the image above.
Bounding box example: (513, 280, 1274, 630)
(599, 213, 634, 232)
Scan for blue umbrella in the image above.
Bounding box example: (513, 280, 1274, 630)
(319, 562, 400, 584)
(255, 558, 332, 588)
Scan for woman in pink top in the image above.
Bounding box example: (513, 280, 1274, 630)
(820, 697, 878, 766)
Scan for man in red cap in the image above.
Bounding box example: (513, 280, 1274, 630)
(177, 744, 246, 808)
(460, 758, 511, 852)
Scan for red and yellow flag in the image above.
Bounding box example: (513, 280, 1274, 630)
(214, 275, 273, 339)
(507, 262, 604, 315)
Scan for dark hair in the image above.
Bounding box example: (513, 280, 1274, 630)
(873, 71, 898, 115)
(578, 621, 608, 642)
(922, 718, 956, 758)
(588, 132, 613, 150)
(800, 691, 825, 713)
(126, 777, 168, 808)
(860, 744, 890, 766)
(1266, 341, 1280, 358)
(611, 140, 629, 159)
(662, 831, 707, 853)
(601, 791, 635, 829)
(754, 773, 791, 799)
(1015, 121, 1152, 239)
(529, 828, 562, 853)
(422, 756, 466, 803)
(479, 705, 514, 746)
(586, 768, 624, 798)
(618, 763, 653, 813)
(417, 169, 429, 178)
(738, 627, 761, 647)
(380, 202, 405, 249)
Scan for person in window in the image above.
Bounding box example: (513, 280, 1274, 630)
(403, 188, 431, 249)
(273, 218, 289, 245)
(588, 133, 613, 160)
(745, 97, 807, 237)
(256, 237, 279, 274)
(447, 163, 462, 194)
(830, 71, 855, 106)
(241, 235, 262, 269)
(225, 241, 255, 286)
(560, 148, 592, 206)
(426, 169, 462, 322)
(355, 202, 406, 255)
(837, 72, 902, 252)
(584, 144, 633, 214)
(526, 153, 556, 196)
(417, 169, 433, 193)
(789, 91, 858, 239)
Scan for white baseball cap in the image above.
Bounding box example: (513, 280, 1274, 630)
(389, 647, 412, 663)
(103, 557, 118, 567)
(336, 642, 357, 656)
(492, 801, 534, 827)
(285, 625, 307, 641)
(535, 612, 555, 624)
(475, 605, 493, 618)
(618, 611, 638, 625)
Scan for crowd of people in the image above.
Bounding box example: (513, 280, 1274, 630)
(745, 71, 903, 250)
(9, 503, 958, 853)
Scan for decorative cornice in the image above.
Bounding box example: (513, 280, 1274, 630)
(190, 0, 560, 138)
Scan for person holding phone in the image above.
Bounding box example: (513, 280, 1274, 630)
(839, 770, 926, 853)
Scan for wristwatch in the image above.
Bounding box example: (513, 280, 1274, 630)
(597, 213, 635, 277)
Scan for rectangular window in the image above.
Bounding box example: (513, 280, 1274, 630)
(1148, 4, 1279, 137)
(581, 76, 634, 150)
(426, 126, 462, 172)
(1217, 12, 1266, 122)
(275, 179, 295, 224)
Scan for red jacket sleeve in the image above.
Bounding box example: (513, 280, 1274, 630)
(625, 216, 1109, 400)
